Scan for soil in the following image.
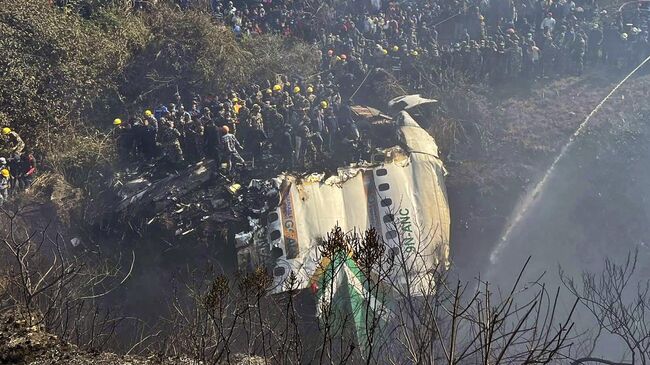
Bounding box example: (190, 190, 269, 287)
(442, 66, 650, 279)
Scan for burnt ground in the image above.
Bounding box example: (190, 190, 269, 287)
(436, 68, 650, 359)
(442, 66, 650, 280)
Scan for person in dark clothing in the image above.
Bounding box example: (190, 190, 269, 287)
(14, 153, 36, 190)
(324, 107, 338, 153)
(158, 119, 184, 166)
(142, 118, 158, 160)
(131, 118, 147, 158)
(114, 119, 134, 162)
(204, 119, 221, 160)
(278, 123, 294, 170)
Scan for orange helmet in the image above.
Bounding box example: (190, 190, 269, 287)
(222, 125, 230, 133)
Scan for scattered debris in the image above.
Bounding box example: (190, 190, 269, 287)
(102, 99, 450, 299)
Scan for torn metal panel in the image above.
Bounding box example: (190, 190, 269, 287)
(350, 105, 393, 124)
(114, 159, 219, 216)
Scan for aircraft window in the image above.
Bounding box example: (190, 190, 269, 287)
(381, 198, 393, 207)
(376, 168, 388, 176)
(271, 246, 284, 259)
(270, 230, 281, 241)
(274, 267, 286, 277)
(383, 214, 395, 223)
(268, 212, 279, 223)
(386, 230, 398, 240)
(378, 183, 390, 191)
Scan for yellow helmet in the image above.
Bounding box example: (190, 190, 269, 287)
(293, 86, 301, 94)
(265, 88, 272, 94)
(232, 97, 239, 103)
(392, 45, 399, 52)
(381, 48, 388, 55)
(320, 100, 328, 109)
(307, 86, 314, 94)
(144, 110, 153, 117)
(273, 84, 282, 92)
(410, 50, 419, 56)
(1, 169, 9, 178)
(113, 118, 122, 125)
(1, 127, 11, 135)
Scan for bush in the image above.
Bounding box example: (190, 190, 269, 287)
(241, 34, 320, 83)
(120, 7, 249, 105)
(121, 8, 320, 105)
(0, 0, 147, 150)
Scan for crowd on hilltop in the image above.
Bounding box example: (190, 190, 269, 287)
(175, 0, 650, 85)
(114, 0, 650, 175)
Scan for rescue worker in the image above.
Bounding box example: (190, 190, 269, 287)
(144, 110, 158, 133)
(141, 117, 157, 160)
(248, 104, 266, 160)
(310, 106, 325, 156)
(278, 123, 294, 169)
(1, 128, 25, 157)
(341, 121, 361, 164)
(204, 118, 221, 160)
(220, 125, 244, 173)
(131, 117, 147, 157)
(14, 153, 36, 190)
(0, 168, 9, 205)
(154, 103, 169, 120)
(324, 105, 338, 153)
(158, 119, 184, 166)
(294, 119, 311, 167)
(573, 33, 587, 75)
(185, 115, 205, 162)
(114, 118, 134, 162)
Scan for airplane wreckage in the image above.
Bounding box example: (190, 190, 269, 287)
(108, 95, 450, 298)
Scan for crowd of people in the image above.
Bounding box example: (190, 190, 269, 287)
(0, 128, 37, 205)
(113, 77, 364, 174)
(202, 0, 650, 85)
(117, 0, 650, 175)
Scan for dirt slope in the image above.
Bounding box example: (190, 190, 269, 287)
(447, 67, 650, 276)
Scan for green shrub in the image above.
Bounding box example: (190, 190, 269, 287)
(0, 0, 146, 150)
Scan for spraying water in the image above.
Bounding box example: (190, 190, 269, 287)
(490, 55, 650, 264)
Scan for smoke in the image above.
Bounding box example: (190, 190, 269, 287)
(479, 65, 650, 359)
(490, 55, 650, 265)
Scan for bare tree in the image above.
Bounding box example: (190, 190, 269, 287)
(123, 223, 584, 364)
(0, 203, 133, 350)
(301, 222, 581, 364)
(562, 251, 650, 365)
